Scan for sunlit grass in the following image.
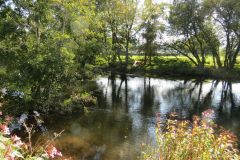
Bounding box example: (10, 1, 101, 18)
(95, 54, 240, 69)
(95, 55, 240, 79)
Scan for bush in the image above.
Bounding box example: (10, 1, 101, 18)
(141, 109, 240, 160)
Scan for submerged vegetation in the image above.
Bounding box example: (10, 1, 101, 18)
(142, 110, 240, 160)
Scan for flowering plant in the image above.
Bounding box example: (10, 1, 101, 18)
(141, 109, 240, 160)
(0, 111, 62, 160)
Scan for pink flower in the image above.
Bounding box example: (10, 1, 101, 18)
(202, 109, 215, 118)
(13, 140, 24, 147)
(0, 111, 2, 116)
(0, 124, 10, 135)
(11, 135, 24, 147)
(45, 145, 62, 158)
(11, 135, 21, 142)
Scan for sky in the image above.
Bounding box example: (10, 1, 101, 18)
(138, 0, 173, 6)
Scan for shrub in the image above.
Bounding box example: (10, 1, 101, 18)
(141, 109, 240, 160)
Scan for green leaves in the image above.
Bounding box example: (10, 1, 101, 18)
(0, 0, 105, 108)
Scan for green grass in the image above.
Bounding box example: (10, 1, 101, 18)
(129, 55, 240, 68)
(95, 55, 240, 80)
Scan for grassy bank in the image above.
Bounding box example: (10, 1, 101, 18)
(95, 55, 240, 80)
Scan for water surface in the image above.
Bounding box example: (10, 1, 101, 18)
(44, 76, 240, 159)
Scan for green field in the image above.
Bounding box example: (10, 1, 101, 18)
(95, 55, 240, 80)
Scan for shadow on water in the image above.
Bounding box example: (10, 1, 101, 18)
(10, 76, 240, 159)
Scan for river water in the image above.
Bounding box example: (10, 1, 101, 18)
(43, 76, 240, 159)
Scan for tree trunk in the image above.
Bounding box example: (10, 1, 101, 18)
(144, 51, 147, 65)
(125, 38, 129, 73)
(149, 51, 152, 65)
(111, 31, 117, 64)
(229, 43, 240, 69)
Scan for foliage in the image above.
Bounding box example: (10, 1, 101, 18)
(0, 0, 103, 110)
(141, 110, 240, 160)
(204, 0, 240, 69)
(168, 0, 219, 68)
(99, 0, 137, 70)
(139, 0, 164, 65)
(1, 0, 240, 113)
(167, 0, 240, 70)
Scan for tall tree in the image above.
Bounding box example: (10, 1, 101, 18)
(121, 0, 137, 72)
(101, 0, 124, 66)
(99, 0, 137, 74)
(168, 0, 215, 68)
(140, 0, 163, 65)
(206, 0, 240, 69)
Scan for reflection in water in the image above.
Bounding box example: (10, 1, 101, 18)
(46, 76, 240, 160)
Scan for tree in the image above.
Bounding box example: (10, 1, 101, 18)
(0, 0, 25, 81)
(168, 0, 214, 68)
(121, 0, 137, 72)
(202, 24, 222, 68)
(100, 0, 124, 67)
(98, 0, 137, 74)
(0, 0, 103, 107)
(206, 0, 240, 70)
(140, 0, 163, 65)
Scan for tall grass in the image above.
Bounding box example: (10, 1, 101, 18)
(141, 110, 240, 160)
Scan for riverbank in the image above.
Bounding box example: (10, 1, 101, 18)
(95, 56, 240, 81)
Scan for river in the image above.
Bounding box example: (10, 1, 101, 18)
(42, 76, 240, 159)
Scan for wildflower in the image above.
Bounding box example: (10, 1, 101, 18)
(11, 135, 21, 142)
(0, 124, 10, 135)
(45, 144, 62, 158)
(202, 109, 215, 119)
(13, 140, 24, 147)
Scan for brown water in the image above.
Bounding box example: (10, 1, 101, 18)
(43, 76, 240, 159)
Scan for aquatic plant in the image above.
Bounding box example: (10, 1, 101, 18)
(141, 109, 240, 160)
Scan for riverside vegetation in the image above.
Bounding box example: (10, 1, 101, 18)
(141, 109, 240, 160)
(1, 0, 240, 159)
(0, 111, 62, 159)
